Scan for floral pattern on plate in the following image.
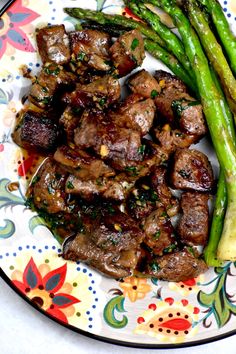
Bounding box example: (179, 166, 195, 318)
(0, 0, 236, 348)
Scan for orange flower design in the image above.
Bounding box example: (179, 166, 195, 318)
(119, 276, 151, 302)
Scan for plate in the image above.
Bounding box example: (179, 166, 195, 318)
(0, 0, 236, 349)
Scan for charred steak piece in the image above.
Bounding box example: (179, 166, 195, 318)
(69, 29, 111, 72)
(54, 145, 115, 180)
(36, 25, 70, 65)
(12, 110, 60, 152)
(110, 29, 145, 77)
(65, 174, 134, 202)
(177, 192, 209, 246)
(109, 93, 156, 135)
(65, 75, 121, 109)
(59, 106, 82, 143)
(150, 166, 179, 217)
(127, 69, 161, 99)
(138, 247, 208, 282)
(63, 211, 144, 278)
(30, 158, 68, 214)
(29, 63, 76, 109)
(74, 110, 143, 170)
(155, 125, 198, 155)
(171, 148, 214, 192)
(143, 207, 177, 256)
(154, 70, 207, 137)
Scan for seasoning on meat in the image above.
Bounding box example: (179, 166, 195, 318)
(171, 148, 215, 192)
(177, 192, 209, 246)
(127, 69, 161, 99)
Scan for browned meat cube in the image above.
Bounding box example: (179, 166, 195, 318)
(155, 126, 198, 155)
(66, 75, 121, 109)
(36, 25, 70, 65)
(127, 69, 161, 99)
(12, 110, 59, 151)
(74, 110, 143, 170)
(110, 29, 145, 77)
(150, 166, 179, 217)
(126, 185, 159, 220)
(138, 247, 208, 282)
(29, 63, 76, 109)
(63, 211, 144, 278)
(69, 30, 111, 71)
(54, 145, 115, 180)
(64, 174, 134, 202)
(171, 148, 214, 192)
(177, 192, 209, 246)
(154, 71, 207, 137)
(30, 158, 68, 214)
(143, 207, 177, 256)
(59, 106, 82, 142)
(109, 94, 156, 135)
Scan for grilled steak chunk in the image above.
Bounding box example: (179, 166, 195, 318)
(65, 75, 121, 109)
(65, 174, 133, 201)
(110, 29, 145, 77)
(177, 192, 209, 246)
(69, 30, 111, 72)
(59, 106, 82, 142)
(171, 148, 214, 192)
(29, 63, 76, 109)
(154, 70, 207, 137)
(150, 166, 179, 217)
(109, 93, 156, 135)
(155, 126, 198, 155)
(12, 110, 60, 151)
(127, 185, 159, 220)
(31, 158, 68, 214)
(54, 145, 115, 180)
(36, 25, 70, 65)
(63, 211, 144, 278)
(143, 207, 177, 256)
(138, 247, 208, 281)
(127, 69, 160, 99)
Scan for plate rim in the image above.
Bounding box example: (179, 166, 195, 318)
(1, 268, 236, 349)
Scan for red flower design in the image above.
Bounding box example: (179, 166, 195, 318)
(12, 257, 80, 324)
(0, 0, 39, 59)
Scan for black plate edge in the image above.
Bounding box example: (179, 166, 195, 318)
(1, 267, 236, 349)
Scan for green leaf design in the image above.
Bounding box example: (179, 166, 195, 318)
(29, 215, 48, 234)
(103, 295, 128, 328)
(0, 219, 15, 239)
(0, 179, 25, 209)
(97, 0, 106, 11)
(198, 264, 236, 327)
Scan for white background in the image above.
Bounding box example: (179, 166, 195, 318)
(1, 277, 236, 354)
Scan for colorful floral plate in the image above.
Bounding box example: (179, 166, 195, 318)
(1, 0, 236, 349)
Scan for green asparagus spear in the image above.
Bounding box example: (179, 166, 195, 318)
(124, 1, 194, 80)
(204, 169, 226, 267)
(198, 0, 236, 77)
(156, 0, 236, 262)
(64, 7, 165, 46)
(144, 39, 195, 91)
(186, 0, 236, 118)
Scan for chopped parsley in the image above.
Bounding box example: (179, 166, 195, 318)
(153, 230, 161, 239)
(131, 38, 139, 51)
(163, 243, 177, 254)
(138, 144, 146, 155)
(77, 51, 86, 61)
(151, 89, 159, 99)
(149, 261, 160, 273)
(44, 65, 60, 76)
(66, 180, 74, 190)
(125, 166, 138, 176)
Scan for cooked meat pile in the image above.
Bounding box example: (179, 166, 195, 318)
(13, 24, 213, 281)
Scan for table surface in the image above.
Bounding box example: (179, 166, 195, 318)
(1, 277, 235, 354)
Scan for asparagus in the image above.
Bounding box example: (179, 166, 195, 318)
(155, 0, 236, 261)
(198, 0, 236, 77)
(124, 1, 194, 81)
(186, 0, 236, 118)
(144, 39, 195, 91)
(64, 7, 165, 46)
(204, 170, 226, 267)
